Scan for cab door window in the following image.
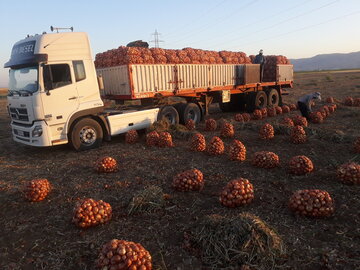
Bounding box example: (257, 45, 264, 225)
(73, 61, 86, 82)
(43, 64, 72, 90)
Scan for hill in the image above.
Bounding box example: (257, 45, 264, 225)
(290, 51, 360, 71)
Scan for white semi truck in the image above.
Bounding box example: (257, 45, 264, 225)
(4, 29, 293, 151)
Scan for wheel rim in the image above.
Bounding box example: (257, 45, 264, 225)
(259, 96, 265, 107)
(164, 113, 175, 125)
(187, 109, 198, 122)
(271, 94, 277, 104)
(79, 126, 97, 145)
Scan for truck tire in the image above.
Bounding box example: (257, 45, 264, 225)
(177, 103, 202, 124)
(158, 105, 179, 125)
(247, 91, 267, 111)
(70, 118, 103, 151)
(268, 89, 280, 107)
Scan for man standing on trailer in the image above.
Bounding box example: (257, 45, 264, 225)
(297, 92, 322, 119)
(253, 49, 266, 82)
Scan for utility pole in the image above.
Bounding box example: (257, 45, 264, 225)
(151, 29, 164, 48)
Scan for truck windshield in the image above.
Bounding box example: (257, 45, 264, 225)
(8, 66, 38, 94)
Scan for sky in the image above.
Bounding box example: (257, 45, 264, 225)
(0, 0, 359, 87)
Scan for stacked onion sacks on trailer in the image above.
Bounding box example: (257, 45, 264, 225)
(73, 198, 112, 228)
(95, 47, 252, 68)
(96, 239, 152, 270)
(249, 55, 291, 82)
(288, 190, 334, 218)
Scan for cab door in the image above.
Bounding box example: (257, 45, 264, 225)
(41, 62, 79, 126)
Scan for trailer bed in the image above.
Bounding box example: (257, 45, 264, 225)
(96, 64, 293, 100)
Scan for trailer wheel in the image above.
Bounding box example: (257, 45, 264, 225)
(268, 89, 280, 107)
(177, 103, 201, 124)
(70, 118, 103, 151)
(254, 91, 268, 109)
(247, 91, 267, 111)
(158, 105, 179, 125)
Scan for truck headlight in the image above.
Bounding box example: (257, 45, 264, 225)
(32, 126, 43, 137)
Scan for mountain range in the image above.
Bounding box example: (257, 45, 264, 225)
(290, 51, 360, 71)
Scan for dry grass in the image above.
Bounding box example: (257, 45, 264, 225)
(128, 185, 167, 215)
(148, 119, 196, 139)
(185, 212, 285, 270)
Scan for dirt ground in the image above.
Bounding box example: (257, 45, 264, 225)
(0, 71, 360, 270)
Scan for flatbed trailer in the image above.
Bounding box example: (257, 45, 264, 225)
(97, 63, 293, 116)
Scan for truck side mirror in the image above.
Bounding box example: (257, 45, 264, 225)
(43, 64, 53, 95)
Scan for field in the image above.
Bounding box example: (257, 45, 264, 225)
(0, 71, 360, 270)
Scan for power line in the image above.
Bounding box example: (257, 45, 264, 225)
(163, 0, 228, 39)
(227, 10, 360, 50)
(165, 0, 259, 47)
(209, 0, 339, 50)
(189, 0, 313, 48)
(150, 30, 164, 48)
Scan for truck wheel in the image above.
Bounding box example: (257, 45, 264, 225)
(268, 89, 280, 107)
(70, 118, 103, 151)
(177, 103, 202, 124)
(158, 105, 179, 125)
(247, 91, 267, 111)
(254, 91, 267, 109)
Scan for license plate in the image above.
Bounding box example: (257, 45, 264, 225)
(16, 130, 24, 136)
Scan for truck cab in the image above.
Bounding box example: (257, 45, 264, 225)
(5, 32, 104, 149)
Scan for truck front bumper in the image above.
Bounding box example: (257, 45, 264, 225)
(12, 120, 52, 147)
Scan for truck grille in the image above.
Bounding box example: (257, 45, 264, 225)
(13, 129, 30, 137)
(9, 107, 29, 121)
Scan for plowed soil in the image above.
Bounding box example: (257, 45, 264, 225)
(0, 71, 360, 270)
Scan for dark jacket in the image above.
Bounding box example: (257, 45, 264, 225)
(253, 53, 266, 65)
